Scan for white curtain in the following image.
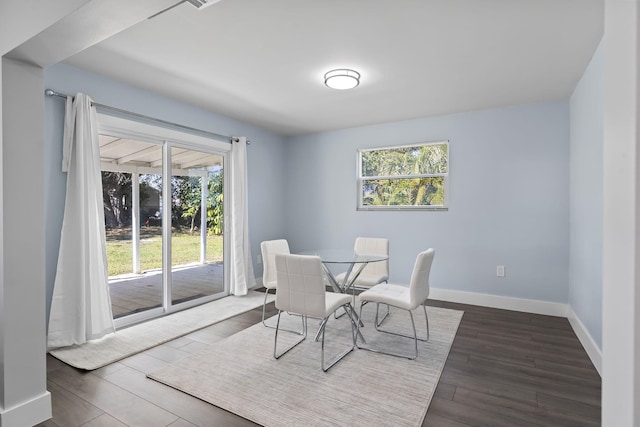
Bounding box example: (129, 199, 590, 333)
(48, 93, 114, 349)
(229, 136, 255, 295)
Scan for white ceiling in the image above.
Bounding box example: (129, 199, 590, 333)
(63, 0, 604, 137)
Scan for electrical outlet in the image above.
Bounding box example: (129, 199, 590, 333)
(496, 265, 506, 277)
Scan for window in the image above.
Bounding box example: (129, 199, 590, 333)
(357, 141, 449, 210)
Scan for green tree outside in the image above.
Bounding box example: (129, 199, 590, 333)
(361, 143, 448, 207)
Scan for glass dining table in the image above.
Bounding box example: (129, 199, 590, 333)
(298, 249, 388, 293)
(298, 249, 389, 342)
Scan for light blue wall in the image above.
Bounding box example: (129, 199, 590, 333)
(44, 63, 288, 316)
(569, 40, 603, 349)
(44, 63, 575, 314)
(285, 102, 570, 303)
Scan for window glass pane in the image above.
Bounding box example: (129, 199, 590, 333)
(102, 170, 164, 319)
(206, 169, 224, 264)
(100, 133, 166, 320)
(361, 143, 448, 177)
(139, 173, 163, 272)
(170, 147, 225, 306)
(103, 171, 134, 277)
(362, 177, 445, 207)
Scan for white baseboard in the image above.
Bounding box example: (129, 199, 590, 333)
(567, 306, 602, 376)
(429, 287, 569, 317)
(0, 391, 51, 427)
(429, 287, 602, 376)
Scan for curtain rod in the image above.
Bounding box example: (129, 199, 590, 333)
(44, 89, 246, 144)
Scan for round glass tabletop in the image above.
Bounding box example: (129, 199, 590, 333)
(298, 249, 388, 264)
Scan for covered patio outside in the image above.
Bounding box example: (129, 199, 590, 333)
(108, 263, 224, 318)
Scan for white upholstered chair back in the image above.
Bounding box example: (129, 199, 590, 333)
(275, 254, 326, 319)
(261, 239, 290, 288)
(354, 237, 389, 279)
(409, 249, 435, 307)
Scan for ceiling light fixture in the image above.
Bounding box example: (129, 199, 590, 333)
(150, 0, 223, 18)
(186, 0, 223, 10)
(324, 69, 360, 90)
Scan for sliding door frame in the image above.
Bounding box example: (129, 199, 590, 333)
(98, 114, 231, 329)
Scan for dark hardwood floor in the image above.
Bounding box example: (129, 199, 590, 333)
(425, 300, 600, 426)
(38, 299, 601, 426)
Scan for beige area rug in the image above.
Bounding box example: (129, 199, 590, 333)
(148, 303, 463, 427)
(49, 291, 275, 371)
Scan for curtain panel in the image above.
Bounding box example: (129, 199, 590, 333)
(47, 93, 114, 349)
(229, 136, 255, 295)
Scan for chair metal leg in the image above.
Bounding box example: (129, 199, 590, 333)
(321, 304, 356, 372)
(314, 317, 329, 342)
(263, 291, 305, 335)
(356, 303, 430, 360)
(334, 304, 362, 323)
(261, 290, 270, 326)
(374, 303, 429, 342)
(274, 311, 307, 359)
(317, 303, 365, 344)
(334, 307, 347, 319)
(373, 302, 390, 327)
(423, 304, 429, 340)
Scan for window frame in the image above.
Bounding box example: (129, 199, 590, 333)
(356, 140, 449, 211)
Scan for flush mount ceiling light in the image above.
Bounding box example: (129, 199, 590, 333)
(324, 69, 360, 90)
(149, 0, 222, 18)
(186, 0, 223, 9)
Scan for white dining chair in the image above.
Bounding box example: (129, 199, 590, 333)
(335, 237, 390, 323)
(356, 248, 434, 360)
(273, 253, 356, 372)
(335, 237, 389, 290)
(260, 239, 303, 333)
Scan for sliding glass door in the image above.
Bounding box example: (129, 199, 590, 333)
(169, 146, 225, 306)
(99, 130, 228, 327)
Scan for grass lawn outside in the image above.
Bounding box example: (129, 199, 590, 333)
(106, 226, 223, 277)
